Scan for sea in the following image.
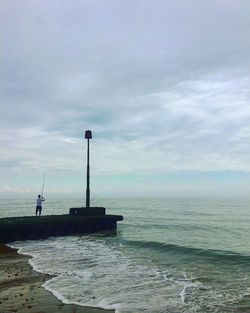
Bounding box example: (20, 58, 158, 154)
(1, 197, 250, 313)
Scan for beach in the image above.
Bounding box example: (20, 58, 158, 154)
(0, 244, 115, 313)
(1, 198, 250, 312)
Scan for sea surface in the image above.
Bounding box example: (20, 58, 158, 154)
(1, 197, 250, 313)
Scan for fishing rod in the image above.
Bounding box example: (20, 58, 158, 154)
(41, 172, 46, 199)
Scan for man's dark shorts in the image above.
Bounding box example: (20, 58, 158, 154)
(36, 206, 42, 214)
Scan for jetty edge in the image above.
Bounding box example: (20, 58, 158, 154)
(0, 207, 123, 243)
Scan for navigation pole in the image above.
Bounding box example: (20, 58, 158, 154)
(85, 130, 92, 208)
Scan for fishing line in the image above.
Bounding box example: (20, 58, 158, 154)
(41, 172, 46, 198)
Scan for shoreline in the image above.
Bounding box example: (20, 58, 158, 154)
(0, 243, 115, 313)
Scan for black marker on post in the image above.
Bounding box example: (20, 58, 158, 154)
(85, 130, 92, 209)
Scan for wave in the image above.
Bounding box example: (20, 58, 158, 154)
(124, 222, 218, 231)
(122, 239, 250, 265)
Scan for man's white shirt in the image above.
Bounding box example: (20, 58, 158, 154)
(36, 197, 44, 206)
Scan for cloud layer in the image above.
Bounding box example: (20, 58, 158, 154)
(1, 0, 250, 196)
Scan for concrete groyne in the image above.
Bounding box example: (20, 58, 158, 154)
(0, 213, 123, 243)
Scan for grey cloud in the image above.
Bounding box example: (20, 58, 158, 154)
(1, 0, 250, 184)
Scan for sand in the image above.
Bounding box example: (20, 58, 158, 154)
(0, 244, 115, 313)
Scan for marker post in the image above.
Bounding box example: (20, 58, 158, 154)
(85, 130, 92, 208)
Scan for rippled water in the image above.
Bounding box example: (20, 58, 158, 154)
(1, 197, 250, 312)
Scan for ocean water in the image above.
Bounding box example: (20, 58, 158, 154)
(1, 197, 250, 313)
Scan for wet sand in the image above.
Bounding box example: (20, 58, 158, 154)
(0, 244, 115, 313)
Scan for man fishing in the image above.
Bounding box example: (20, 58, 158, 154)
(36, 172, 46, 216)
(36, 195, 45, 216)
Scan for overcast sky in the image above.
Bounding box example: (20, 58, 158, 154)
(1, 0, 250, 198)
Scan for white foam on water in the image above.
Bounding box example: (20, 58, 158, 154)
(8, 235, 247, 313)
(8, 237, 189, 313)
(179, 282, 202, 304)
(42, 279, 121, 312)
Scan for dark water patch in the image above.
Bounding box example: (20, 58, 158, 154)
(122, 239, 250, 265)
(124, 222, 213, 230)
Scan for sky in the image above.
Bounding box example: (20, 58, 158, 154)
(1, 0, 250, 198)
